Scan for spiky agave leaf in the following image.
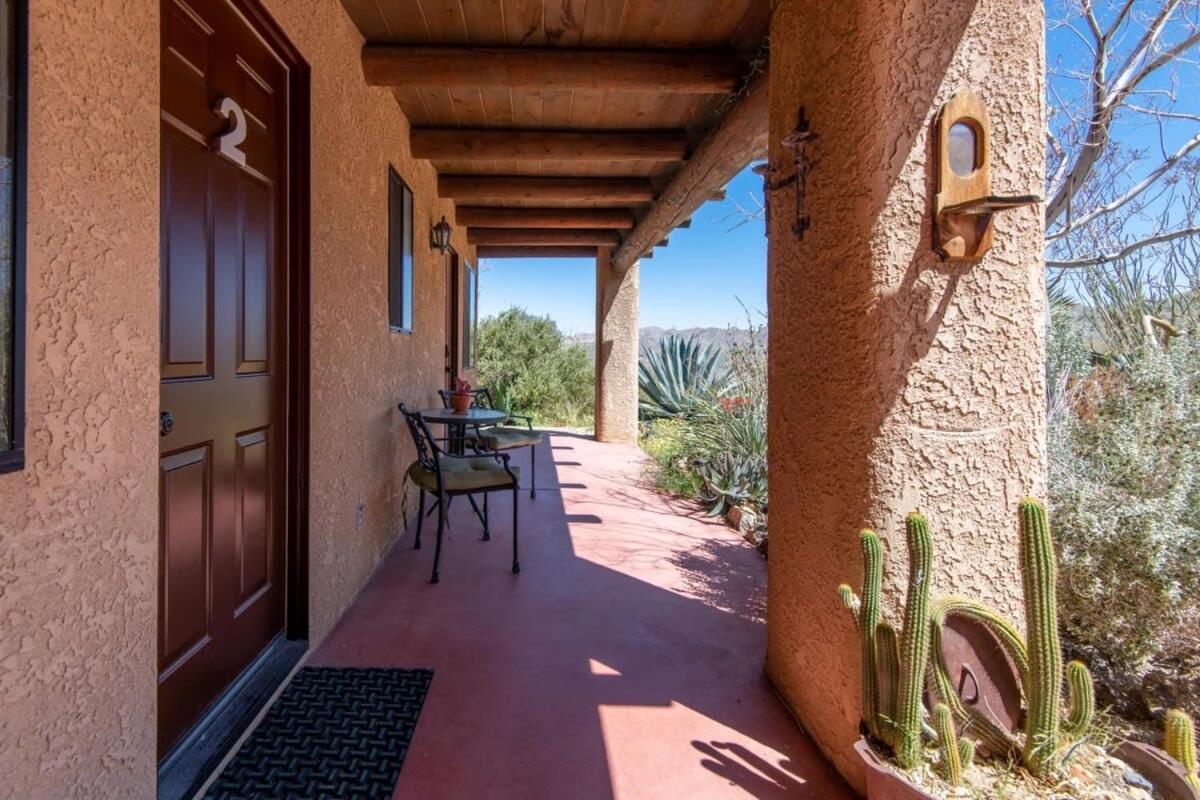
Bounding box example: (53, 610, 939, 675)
(638, 334, 731, 419)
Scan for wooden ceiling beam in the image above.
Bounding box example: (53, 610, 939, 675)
(468, 228, 622, 247)
(477, 246, 599, 259)
(362, 45, 742, 94)
(413, 129, 689, 162)
(438, 175, 655, 204)
(455, 207, 635, 229)
(612, 69, 769, 269)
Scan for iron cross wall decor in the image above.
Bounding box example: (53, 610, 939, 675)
(757, 107, 817, 239)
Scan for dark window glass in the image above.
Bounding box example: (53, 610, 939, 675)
(387, 167, 413, 333)
(462, 261, 476, 368)
(0, 0, 26, 473)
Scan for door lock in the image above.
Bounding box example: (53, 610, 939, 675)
(160, 411, 174, 437)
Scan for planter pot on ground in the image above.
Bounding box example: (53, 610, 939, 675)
(1115, 740, 1200, 800)
(855, 739, 935, 800)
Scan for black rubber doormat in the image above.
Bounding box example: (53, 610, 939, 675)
(205, 667, 434, 800)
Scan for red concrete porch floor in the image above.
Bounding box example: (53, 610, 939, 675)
(309, 432, 852, 799)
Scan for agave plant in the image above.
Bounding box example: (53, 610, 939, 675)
(638, 334, 731, 419)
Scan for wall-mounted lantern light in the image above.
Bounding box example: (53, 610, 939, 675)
(934, 89, 1040, 261)
(430, 215, 453, 254)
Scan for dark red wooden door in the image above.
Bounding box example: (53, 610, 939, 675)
(158, 0, 291, 757)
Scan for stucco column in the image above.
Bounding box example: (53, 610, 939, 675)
(595, 247, 639, 443)
(764, 0, 1047, 790)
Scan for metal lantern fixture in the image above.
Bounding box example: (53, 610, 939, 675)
(431, 215, 453, 253)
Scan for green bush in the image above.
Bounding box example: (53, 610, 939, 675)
(1048, 309, 1200, 720)
(476, 308, 594, 428)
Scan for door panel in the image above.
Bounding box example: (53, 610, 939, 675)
(159, 0, 291, 758)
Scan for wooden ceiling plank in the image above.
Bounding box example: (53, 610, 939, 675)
(477, 245, 598, 259)
(437, 175, 655, 204)
(455, 206, 635, 228)
(411, 128, 688, 161)
(468, 227, 623, 246)
(612, 68, 768, 269)
(360, 45, 743, 94)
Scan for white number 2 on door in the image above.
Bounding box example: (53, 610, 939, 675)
(213, 96, 248, 166)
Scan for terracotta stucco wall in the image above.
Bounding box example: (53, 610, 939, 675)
(261, 0, 472, 642)
(0, 1, 466, 795)
(594, 248, 639, 444)
(0, 1, 161, 797)
(764, 0, 1047, 791)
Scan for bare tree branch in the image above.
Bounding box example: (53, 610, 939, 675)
(1047, 226, 1200, 268)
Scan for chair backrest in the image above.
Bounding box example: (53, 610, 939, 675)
(397, 403, 438, 471)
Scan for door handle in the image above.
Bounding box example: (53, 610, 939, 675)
(160, 411, 174, 437)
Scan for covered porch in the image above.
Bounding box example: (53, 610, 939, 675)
(305, 433, 849, 799)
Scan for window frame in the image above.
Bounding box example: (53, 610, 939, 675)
(0, 0, 28, 475)
(462, 260, 477, 369)
(386, 166, 414, 334)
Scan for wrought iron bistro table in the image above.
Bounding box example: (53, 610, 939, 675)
(415, 407, 508, 455)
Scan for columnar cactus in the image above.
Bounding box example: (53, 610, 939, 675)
(895, 512, 934, 769)
(1018, 497, 1063, 778)
(1063, 660, 1095, 739)
(934, 702, 974, 786)
(1165, 709, 1200, 792)
(876, 621, 900, 740)
(859, 530, 885, 741)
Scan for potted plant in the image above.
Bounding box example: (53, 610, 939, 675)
(839, 499, 1200, 800)
(449, 378, 473, 413)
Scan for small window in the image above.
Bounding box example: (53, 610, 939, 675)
(462, 261, 477, 369)
(387, 167, 413, 333)
(0, 0, 27, 474)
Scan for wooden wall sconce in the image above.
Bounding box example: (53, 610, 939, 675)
(934, 90, 1040, 261)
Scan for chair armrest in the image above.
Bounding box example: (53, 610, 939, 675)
(507, 413, 534, 429)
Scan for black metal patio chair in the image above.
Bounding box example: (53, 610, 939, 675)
(437, 387, 544, 498)
(399, 403, 520, 584)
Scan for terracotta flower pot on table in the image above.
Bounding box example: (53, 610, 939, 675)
(450, 393, 472, 413)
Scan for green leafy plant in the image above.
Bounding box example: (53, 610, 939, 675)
(476, 308, 594, 428)
(638, 334, 730, 420)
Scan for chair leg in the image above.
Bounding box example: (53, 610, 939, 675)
(511, 484, 520, 575)
(530, 444, 536, 498)
(431, 492, 446, 584)
(482, 491, 490, 541)
(414, 490, 425, 549)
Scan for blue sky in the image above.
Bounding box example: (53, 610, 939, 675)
(477, 165, 767, 335)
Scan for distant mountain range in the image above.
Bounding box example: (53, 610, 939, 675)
(567, 326, 757, 357)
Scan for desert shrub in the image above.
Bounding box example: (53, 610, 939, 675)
(1048, 309, 1200, 720)
(476, 308, 594, 428)
(639, 322, 768, 518)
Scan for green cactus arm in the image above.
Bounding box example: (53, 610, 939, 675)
(934, 703, 964, 786)
(1018, 497, 1064, 778)
(1165, 709, 1200, 791)
(838, 584, 861, 622)
(895, 513, 935, 769)
(926, 596, 1026, 758)
(859, 530, 886, 741)
(1063, 661, 1095, 740)
(958, 738, 976, 770)
(875, 622, 900, 746)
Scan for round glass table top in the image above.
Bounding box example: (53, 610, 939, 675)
(415, 407, 508, 425)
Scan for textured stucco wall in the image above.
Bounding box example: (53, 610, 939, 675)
(0, 1, 161, 797)
(0, 1, 466, 795)
(260, 0, 473, 643)
(764, 0, 1047, 790)
(595, 248, 639, 444)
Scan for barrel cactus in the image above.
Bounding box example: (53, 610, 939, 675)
(1165, 709, 1200, 792)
